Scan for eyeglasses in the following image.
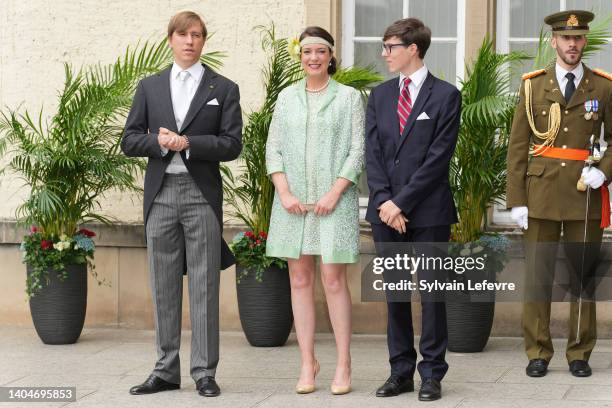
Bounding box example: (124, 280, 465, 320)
(381, 42, 410, 54)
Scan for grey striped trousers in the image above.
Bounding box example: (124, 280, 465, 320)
(146, 173, 221, 384)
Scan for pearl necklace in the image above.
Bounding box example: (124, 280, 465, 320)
(306, 77, 331, 93)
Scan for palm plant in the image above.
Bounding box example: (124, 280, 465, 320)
(223, 25, 382, 236)
(450, 37, 529, 243)
(0, 37, 225, 295)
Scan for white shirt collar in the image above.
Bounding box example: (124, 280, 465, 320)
(399, 65, 428, 88)
(171, 61, 204, 82)
(555, 62, 583, 86)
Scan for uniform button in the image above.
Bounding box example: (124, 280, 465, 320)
(564, 127, 569, 132)
(565, 110, 569, 115)
(394, 159, 400, 165)
(561, 162, 566, 167)
(562, 145, 567, 149)
(542, 110, 547, 116)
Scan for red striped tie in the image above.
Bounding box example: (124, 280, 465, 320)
(398, 77, 412, 135)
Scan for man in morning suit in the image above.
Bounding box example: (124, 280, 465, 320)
(365, 18, 461, 402)
(121, 11, 242, 397)
(506, 10, 612, 378)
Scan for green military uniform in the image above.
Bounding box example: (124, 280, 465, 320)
(506, 10, 612, 364)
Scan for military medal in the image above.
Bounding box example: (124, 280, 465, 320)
(592, 99, 599, 121)
(584, 100, 593, 120)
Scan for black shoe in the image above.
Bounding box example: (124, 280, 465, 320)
(129, 374, 180, 395)
(418, 378, 441, 401)
(375, 375, 414, 397)
(526, 359, 549, 377)
(196, 376, 221, 397)
(569, 360, 592, 377)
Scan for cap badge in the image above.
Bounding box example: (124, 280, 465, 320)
(567, 14, 579, 27)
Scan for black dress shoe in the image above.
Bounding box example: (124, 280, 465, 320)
(418, 378, 441, 401)
(129, 374, 180, 395)
(526, 359, 549, 377)
(196, 376, 220, 397)
(569, 360, 592, 377)
(375, 375, 414, 397)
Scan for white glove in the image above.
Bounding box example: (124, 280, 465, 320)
(510, 206, 529, 230)
(581, 167, 606, 189)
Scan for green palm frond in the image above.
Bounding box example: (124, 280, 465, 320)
(333, 66, 384, 97)
(451, 37, 529, 243)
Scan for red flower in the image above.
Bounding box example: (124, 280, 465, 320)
(78, 228, 96, 237)
(245, 231, 255, 239)
(40, 240, 53, 250)
(255, 239, 262, 245)
(30, 225, 39, 233)
(258, 231, 267, 239)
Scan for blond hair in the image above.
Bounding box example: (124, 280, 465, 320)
(167, 11, 207, 39)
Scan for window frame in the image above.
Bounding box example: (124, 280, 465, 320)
(341, 0, 466, 87)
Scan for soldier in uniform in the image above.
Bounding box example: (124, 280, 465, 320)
(506, 10, 612, 378)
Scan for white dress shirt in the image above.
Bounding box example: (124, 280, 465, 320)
(398, 64, 429, 106)
(555, 62, 583, 97)
(164, 61, 204, 174)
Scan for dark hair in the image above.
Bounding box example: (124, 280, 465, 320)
(299, 26, 337, 75)
(383, 18, 431, 59)
(168, 11, 207, 40)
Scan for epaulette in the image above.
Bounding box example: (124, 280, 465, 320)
(522, 69, 546, 80)
(593, 68, 612, 81)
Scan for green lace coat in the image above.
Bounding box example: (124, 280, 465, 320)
(265, 79, 365, 263)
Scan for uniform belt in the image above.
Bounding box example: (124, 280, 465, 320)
(532, 145, 610, 229)
(532, 144, 589, 161)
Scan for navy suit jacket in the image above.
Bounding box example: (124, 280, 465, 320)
(365, 72, 461, 228)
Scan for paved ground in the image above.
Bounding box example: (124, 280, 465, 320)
(1, 328, 612, 407)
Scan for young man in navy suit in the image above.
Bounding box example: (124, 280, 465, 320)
(365, 18, 461, 401)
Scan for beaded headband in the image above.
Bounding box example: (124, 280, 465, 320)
(299, 36, 335, 51)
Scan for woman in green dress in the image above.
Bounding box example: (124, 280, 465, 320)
(266, 26, 364, 395)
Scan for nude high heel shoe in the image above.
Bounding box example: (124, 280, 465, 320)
(330, 369, 352, 395)
(330, 383, 352, 395)
(295, 360, 320, 394)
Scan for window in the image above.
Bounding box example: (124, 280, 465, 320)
(496, 0, 612, 90)
(494, 0, 612, 225)
(342, 0, 466, 86)
(342, 0, 467, 219)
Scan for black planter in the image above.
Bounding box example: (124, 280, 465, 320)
(446, 297, 495, 353)
(236, 264, 293, 347)
(28, 264, 88, 344)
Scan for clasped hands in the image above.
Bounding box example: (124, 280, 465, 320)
(158, 127, 189, 151)
(279, 189, 341, 216)
(378, 200, 409, 234)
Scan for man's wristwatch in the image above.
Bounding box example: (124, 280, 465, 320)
(182, 135, 190, 148)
